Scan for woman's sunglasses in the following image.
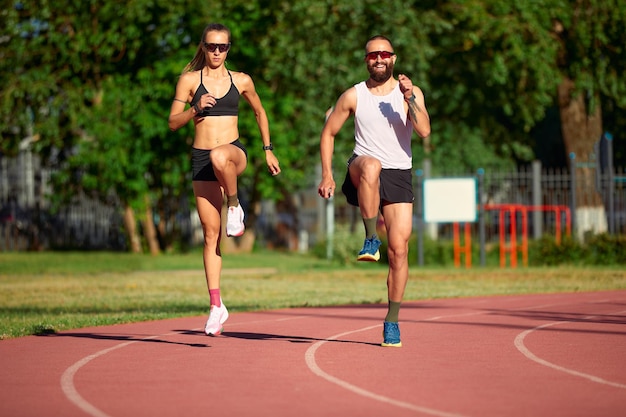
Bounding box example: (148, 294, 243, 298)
(365, 51, 395, 60)
(204, 42, 231, 53)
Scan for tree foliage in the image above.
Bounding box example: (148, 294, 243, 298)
(1, 0, 206, 250)
(1, 0, 625, 251)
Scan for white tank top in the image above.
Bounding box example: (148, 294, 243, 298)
(353, 81, 413, 169)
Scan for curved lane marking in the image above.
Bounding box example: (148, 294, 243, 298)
(303, 296, 626, 415)
(514, 311, 626, 390)
(61, 341, 136, 417)
(304, 325, 469, 417)
(61, 316, 307, 417)
(302, 302, 562, 416)
(61, 295, 626, 417)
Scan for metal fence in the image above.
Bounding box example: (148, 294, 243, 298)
(411, 161, 625, 263)
(1, 150, 624, 252)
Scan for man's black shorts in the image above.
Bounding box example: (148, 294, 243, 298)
(341, 154, 414, 207)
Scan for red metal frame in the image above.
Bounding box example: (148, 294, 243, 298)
(452, 204, 571, 268)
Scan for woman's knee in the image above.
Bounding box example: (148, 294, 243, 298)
(209, 149, 229, 170)
(210, 145, 245, 172)
(201, 222, 221, 245)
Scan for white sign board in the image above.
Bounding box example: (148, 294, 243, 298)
(423, 178, 477, 223)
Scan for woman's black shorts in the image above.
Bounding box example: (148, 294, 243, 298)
(192, 139, 248, 181)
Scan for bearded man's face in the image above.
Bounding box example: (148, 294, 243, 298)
(367, 58, 394, 82)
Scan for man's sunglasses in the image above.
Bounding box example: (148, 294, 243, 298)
(204, 42, 231, 53)
(365, 50, 395, 60)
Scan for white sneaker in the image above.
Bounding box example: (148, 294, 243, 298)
(204, 300, 229, 336)
(226, 204, 245, 237)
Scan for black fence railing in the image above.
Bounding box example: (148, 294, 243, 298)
(1, 152, 624, 252)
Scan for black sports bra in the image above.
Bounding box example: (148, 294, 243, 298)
(190, 70, 240, 117)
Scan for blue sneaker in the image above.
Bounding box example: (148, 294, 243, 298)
(381, 321, 402, 347)
(357, 237, 382, 262)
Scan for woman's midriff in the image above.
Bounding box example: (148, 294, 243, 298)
(193, 115, 239, 149)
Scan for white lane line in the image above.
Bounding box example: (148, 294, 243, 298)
(304, 325, 470, 417)
(61, 341, 135, 417)
(60, 316, 308, 417)
(423, 311, 484, 321)
(303, 295, 626, 415)
(514, 311, 626, 390)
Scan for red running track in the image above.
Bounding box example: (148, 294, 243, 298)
(1, 290, 625, 417)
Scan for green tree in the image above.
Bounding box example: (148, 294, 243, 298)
(552, 0, 626, 234)
(2, 0, 624, 253)
(263, 0, 441, 173)
(1, 0, 206, 252)
(424, 0, 561, 172)
(427, 0, 626, 234)
(262, 0, 533, 180)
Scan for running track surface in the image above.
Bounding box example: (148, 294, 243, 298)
(1, 290, 625, 417)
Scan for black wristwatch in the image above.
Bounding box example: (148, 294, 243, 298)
(262, 143, 273, 151)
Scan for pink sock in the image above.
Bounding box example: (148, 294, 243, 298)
(209, 289, 221, 307)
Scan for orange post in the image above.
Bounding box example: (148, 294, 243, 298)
(453, 222, 472, 268)
(509, 206, 518, 268)
(520, 206, 528, 267)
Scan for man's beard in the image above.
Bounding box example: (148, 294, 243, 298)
(368, 61, 394, 83)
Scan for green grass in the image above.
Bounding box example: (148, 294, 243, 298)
(1, 250, 625, 339)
